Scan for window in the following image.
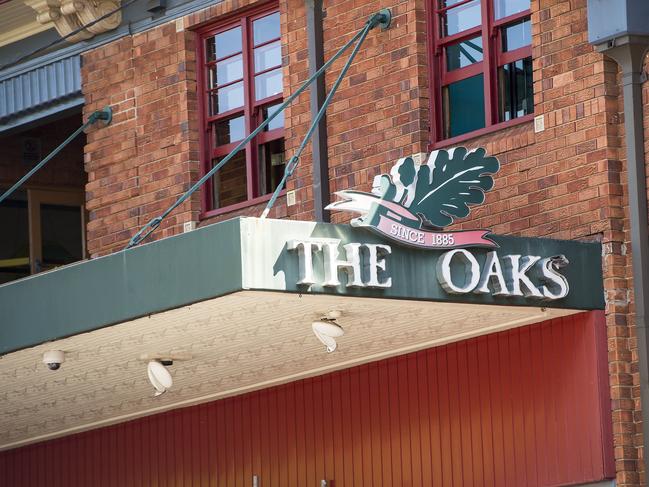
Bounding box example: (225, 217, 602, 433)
(429, 0, 533, 142)
(198, 8, 285, 214)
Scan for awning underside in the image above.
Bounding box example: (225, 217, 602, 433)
(0, 289, 579, 451)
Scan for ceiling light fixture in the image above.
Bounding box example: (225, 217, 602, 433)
(147, 360, 173, 397)
(312, 311, 344, 353)
(140, 351, 192, 397)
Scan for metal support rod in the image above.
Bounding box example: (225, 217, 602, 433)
(598, 36, 649, 479)
(306, 0, 330, 222)
(0, 107, 112, 205)
(261, 9, 391, 219)
(260, 17, 376, 219)
(126, 9, 391, 249)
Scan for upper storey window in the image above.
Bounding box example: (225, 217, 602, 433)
(429, 0, 533, 143)
(199, 7, 285, 215)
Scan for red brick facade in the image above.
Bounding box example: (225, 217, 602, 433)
(82, 29, 199, 256)
(79, 0, 647, 484)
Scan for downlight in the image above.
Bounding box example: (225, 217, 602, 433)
(140, 351, 191, 397)
(147, 360, 173, 397)
(312, 319, 345, 353)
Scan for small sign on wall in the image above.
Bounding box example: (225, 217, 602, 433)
(22, 138, 41, 166)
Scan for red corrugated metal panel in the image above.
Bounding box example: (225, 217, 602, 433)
(0, 311, 613, 486)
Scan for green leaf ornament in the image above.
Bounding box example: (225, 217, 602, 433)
(411, 147, 499, 228)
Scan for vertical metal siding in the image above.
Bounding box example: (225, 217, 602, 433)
(0, 312, 614, 486)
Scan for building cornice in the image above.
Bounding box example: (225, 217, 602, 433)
(23, 0, 122, 42)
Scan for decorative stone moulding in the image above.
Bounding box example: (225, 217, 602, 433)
(24, 0, 122, 42)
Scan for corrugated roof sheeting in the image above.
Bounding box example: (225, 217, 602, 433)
(0, 54, 82, 129)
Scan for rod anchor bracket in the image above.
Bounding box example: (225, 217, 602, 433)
(97, 106, 113, 125)
(369, 8, 391, 30)
(89, 106, 113, 126)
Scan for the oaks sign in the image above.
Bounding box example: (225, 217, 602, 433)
(288, 148, 570, 301)
(288, 238, 570, 300)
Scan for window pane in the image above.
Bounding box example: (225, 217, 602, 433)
(253, 12, 280, 46)
(494, 0, 529, 20)
(0, 191, 30, 284)
(40, 204, 83, 270)
(262, 103, 285, 131)
(255, 68, 283, 100)
(209, 54, 243, 88)
(498, 57, 533, 122)
(502, 19, 531, 52)
(213, 116, 245, 146)
(206, 27, 242, 62)
(446, 36, 483, 71)
(257, 138, 285, 196)
(254, 41, 281, 73)
(209, 81, 244, 115)
(443, 0, 481, 36)
(212, 151, 248, 209)
(443, 74, 485, 138)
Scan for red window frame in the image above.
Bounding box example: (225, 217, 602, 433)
(427, 0, 533, 147)
(196, 4, 284, 217)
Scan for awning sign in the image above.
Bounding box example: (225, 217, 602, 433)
(288, 237, 570, 300)
(284, 148, 571, 300)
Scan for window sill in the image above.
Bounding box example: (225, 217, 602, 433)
(200, 191, 285, 220)
(429, 114, 534, 150)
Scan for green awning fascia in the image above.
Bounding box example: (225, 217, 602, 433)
(0, 218, 243, 355)
(0, 217, 605, 355)
(241, 218, 604, 308)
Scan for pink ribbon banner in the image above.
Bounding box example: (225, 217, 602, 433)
(374, 215, 496, 249)
(328, 191, 497, 249)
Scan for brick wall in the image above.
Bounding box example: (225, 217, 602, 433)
(82, 24, 200, 257)
(81, 0, 429, 247)
(80, 0, 643, 483)
(82, 1, 290, 257)
(286, 0, 430, 222)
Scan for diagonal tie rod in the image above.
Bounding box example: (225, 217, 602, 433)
(0, 107, 112, 205)
(125, 8, 391, 249)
